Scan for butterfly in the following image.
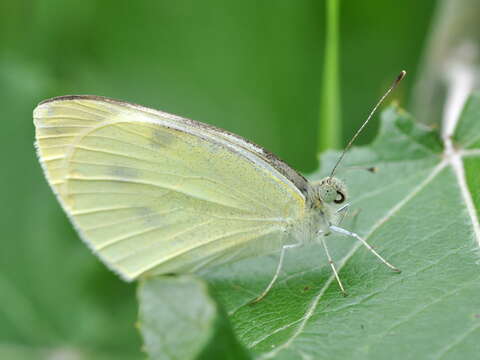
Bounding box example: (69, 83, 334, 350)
(33, 71, 404, 301)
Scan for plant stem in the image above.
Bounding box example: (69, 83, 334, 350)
(318, 0, 341, 152)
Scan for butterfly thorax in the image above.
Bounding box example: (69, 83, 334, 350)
(291, 176, 348, 244)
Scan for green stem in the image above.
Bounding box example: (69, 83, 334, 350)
(318, 0, 341, 152)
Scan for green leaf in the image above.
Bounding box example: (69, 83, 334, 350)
(202, 95, 480, 359)
(138, 276, 251, 360)
(453, 93, 480, 149)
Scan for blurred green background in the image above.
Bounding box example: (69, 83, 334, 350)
(0, 1, 436, 358)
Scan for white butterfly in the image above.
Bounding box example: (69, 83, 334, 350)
(34, 72, 404, 301)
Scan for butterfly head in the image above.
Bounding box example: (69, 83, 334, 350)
(312, 177, 347, 208)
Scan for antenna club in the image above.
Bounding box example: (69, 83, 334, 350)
(396, 70, 407, 83)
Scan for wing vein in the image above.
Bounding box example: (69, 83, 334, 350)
(67, 176, 253, 212)
(69, 158, 273, 213)
(128, 224, 277, 276)
(95, 209, 182, 251)
(71, 205, 148, 216)
(83, 208, 181, 231)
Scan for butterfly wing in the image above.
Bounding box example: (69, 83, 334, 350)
(34, 96, 307, 280)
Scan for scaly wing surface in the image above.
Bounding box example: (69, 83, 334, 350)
(34, 96, 306, 280)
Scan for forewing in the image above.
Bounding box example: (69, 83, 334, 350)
(34, 96, 306, 280)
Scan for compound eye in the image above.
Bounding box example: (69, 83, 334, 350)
(334, 190, 345, 204)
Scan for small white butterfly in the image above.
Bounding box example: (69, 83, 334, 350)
(34, 71, 405, 301)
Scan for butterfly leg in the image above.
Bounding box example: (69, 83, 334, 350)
(251, 243, 301, 304)
(335, 202, 350, 226)
(320, 236, 347, 296)
(336, 203, 362, 230)
(329, 225, 401, 273)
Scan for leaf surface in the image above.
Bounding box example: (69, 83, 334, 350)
(138, 276, 251, 360)
(202, 97, 480, 359)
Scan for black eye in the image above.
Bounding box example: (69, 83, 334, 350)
(334, 191, 345, 204)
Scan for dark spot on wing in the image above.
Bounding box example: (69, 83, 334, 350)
(109, 166, 138, 179)
(151, 129, 175, 148)
(135, 207, 165, 227)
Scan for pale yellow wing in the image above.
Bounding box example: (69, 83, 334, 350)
(34, 96, 306, 280)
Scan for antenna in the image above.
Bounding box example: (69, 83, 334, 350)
(329, 70, 406, 178)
